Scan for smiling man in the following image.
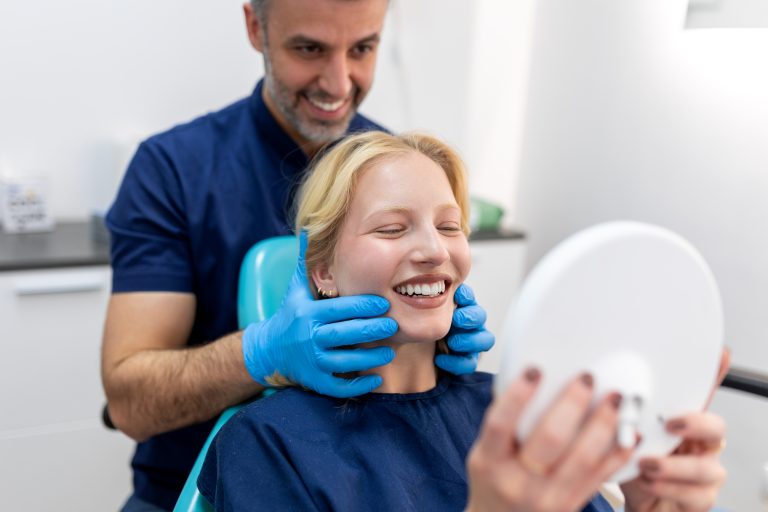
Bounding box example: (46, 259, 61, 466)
(102, 1, 494, 511)
(247, 0, 385, 153)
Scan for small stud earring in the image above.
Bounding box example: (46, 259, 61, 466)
(317, 287, 338, 299)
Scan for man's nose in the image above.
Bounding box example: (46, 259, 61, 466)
(318, 53, 353, 99)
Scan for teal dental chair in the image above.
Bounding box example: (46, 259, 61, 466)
(173, 235, 299, 512)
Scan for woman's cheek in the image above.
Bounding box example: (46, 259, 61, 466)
(453, 242, 472, 281)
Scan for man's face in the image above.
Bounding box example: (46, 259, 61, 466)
(245, 0, 388, 150)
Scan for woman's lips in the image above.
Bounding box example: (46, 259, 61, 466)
(393, 285, 452, 310)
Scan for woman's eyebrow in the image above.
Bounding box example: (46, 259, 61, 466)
(362, 206, 410, 223)
(362, 203, 460, 222)
(436, 203, 461, 213)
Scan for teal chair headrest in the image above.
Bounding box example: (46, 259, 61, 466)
(237, 235, 300, 329)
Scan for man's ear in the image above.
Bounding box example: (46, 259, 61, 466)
(311, 264, 337, 297)
(243, 2, 266, 52)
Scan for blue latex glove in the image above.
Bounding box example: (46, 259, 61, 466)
(243, 231, 398, 398)
(435, 283, 495, 375)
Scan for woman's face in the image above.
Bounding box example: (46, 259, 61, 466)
(313, 150, 471, 344)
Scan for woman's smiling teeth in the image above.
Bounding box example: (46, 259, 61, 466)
(395, 281, 446, 297)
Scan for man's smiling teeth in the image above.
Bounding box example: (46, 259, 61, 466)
(396, 281, 446, 297)
(308, 97, 345, 112)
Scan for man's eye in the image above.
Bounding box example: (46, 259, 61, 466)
(296, 45, 323, 55)
(351, 44, 374, 57)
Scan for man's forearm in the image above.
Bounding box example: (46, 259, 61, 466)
(105, 331, 264, 441)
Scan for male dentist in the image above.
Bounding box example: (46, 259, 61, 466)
(101, 1, 494, 510)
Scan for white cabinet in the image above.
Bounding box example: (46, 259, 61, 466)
(466, 238, 527, 374)
(0, 266, 133, 511)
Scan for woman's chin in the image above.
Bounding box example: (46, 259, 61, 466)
(385, 302, 454, 345)
(393, 323, 451, 345)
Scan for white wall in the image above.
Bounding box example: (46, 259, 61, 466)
(0, 1, 262, 218)
(687, 0, 768, 28)
(366, 0, 536, 222)
(517, 0, 768, 376)
(465, 1, 537, 223)
(515, 1, 768, 508)
(371, 1, 475, 143)
(0, 1, 520, 222)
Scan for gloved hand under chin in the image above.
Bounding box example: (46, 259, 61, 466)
(435, 283, 495, 375)
(242, 231, 398, 398)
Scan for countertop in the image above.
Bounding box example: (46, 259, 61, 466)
(0, 222, 525, 272)
(470, 228, 526, 242)
(0, 222, 110, 271)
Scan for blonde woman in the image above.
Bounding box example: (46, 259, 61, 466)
(198, 131, 727, 511)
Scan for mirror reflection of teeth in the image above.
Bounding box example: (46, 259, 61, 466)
(395, 281, 446, 297)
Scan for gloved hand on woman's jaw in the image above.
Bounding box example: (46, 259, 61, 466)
(436, 283, 496, 375)
(242, 231, 398, 398)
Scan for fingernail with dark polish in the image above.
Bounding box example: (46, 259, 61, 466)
(609, 393, 622, 410)
(666, 419, 686, 432)
(639, 460, 659, 473)
(524, 367, 541, 383)
(580, 373, 594, 388)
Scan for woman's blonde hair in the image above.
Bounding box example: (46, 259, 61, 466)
(295, 130, 470, 279)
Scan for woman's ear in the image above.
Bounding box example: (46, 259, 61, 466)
(311, 264, 337, 297)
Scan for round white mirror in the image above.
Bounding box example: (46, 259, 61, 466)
(495, 221, 723, 482)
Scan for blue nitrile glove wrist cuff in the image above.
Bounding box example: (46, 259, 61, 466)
(242, 321, 274, 386)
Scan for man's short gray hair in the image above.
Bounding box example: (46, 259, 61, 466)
(250, 0, 270, 25)
(251, 0, 383, 25)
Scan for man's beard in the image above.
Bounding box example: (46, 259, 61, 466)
(263, 55, 359, 144)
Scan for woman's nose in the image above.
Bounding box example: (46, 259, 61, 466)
(412, 229, 450, 266)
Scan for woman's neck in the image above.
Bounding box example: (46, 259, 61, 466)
(360, 341, 439, 394)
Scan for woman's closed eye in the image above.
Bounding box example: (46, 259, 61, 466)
(437, 223, 462, 235)
(375, 225, 406, 236)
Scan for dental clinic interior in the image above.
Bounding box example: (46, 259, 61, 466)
(2, 1, 768, 510)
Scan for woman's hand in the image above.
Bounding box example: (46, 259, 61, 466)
(620, 412, 727, 512)
(620, 348, 730, 512)
(466, 369, 634, 512)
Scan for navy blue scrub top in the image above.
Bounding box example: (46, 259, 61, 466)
(198, 372, 614, 512)
(106, 79, 384, 510)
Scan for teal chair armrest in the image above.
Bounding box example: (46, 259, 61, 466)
(173, 235, 299, 512)
(173, 405, 243, 512)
